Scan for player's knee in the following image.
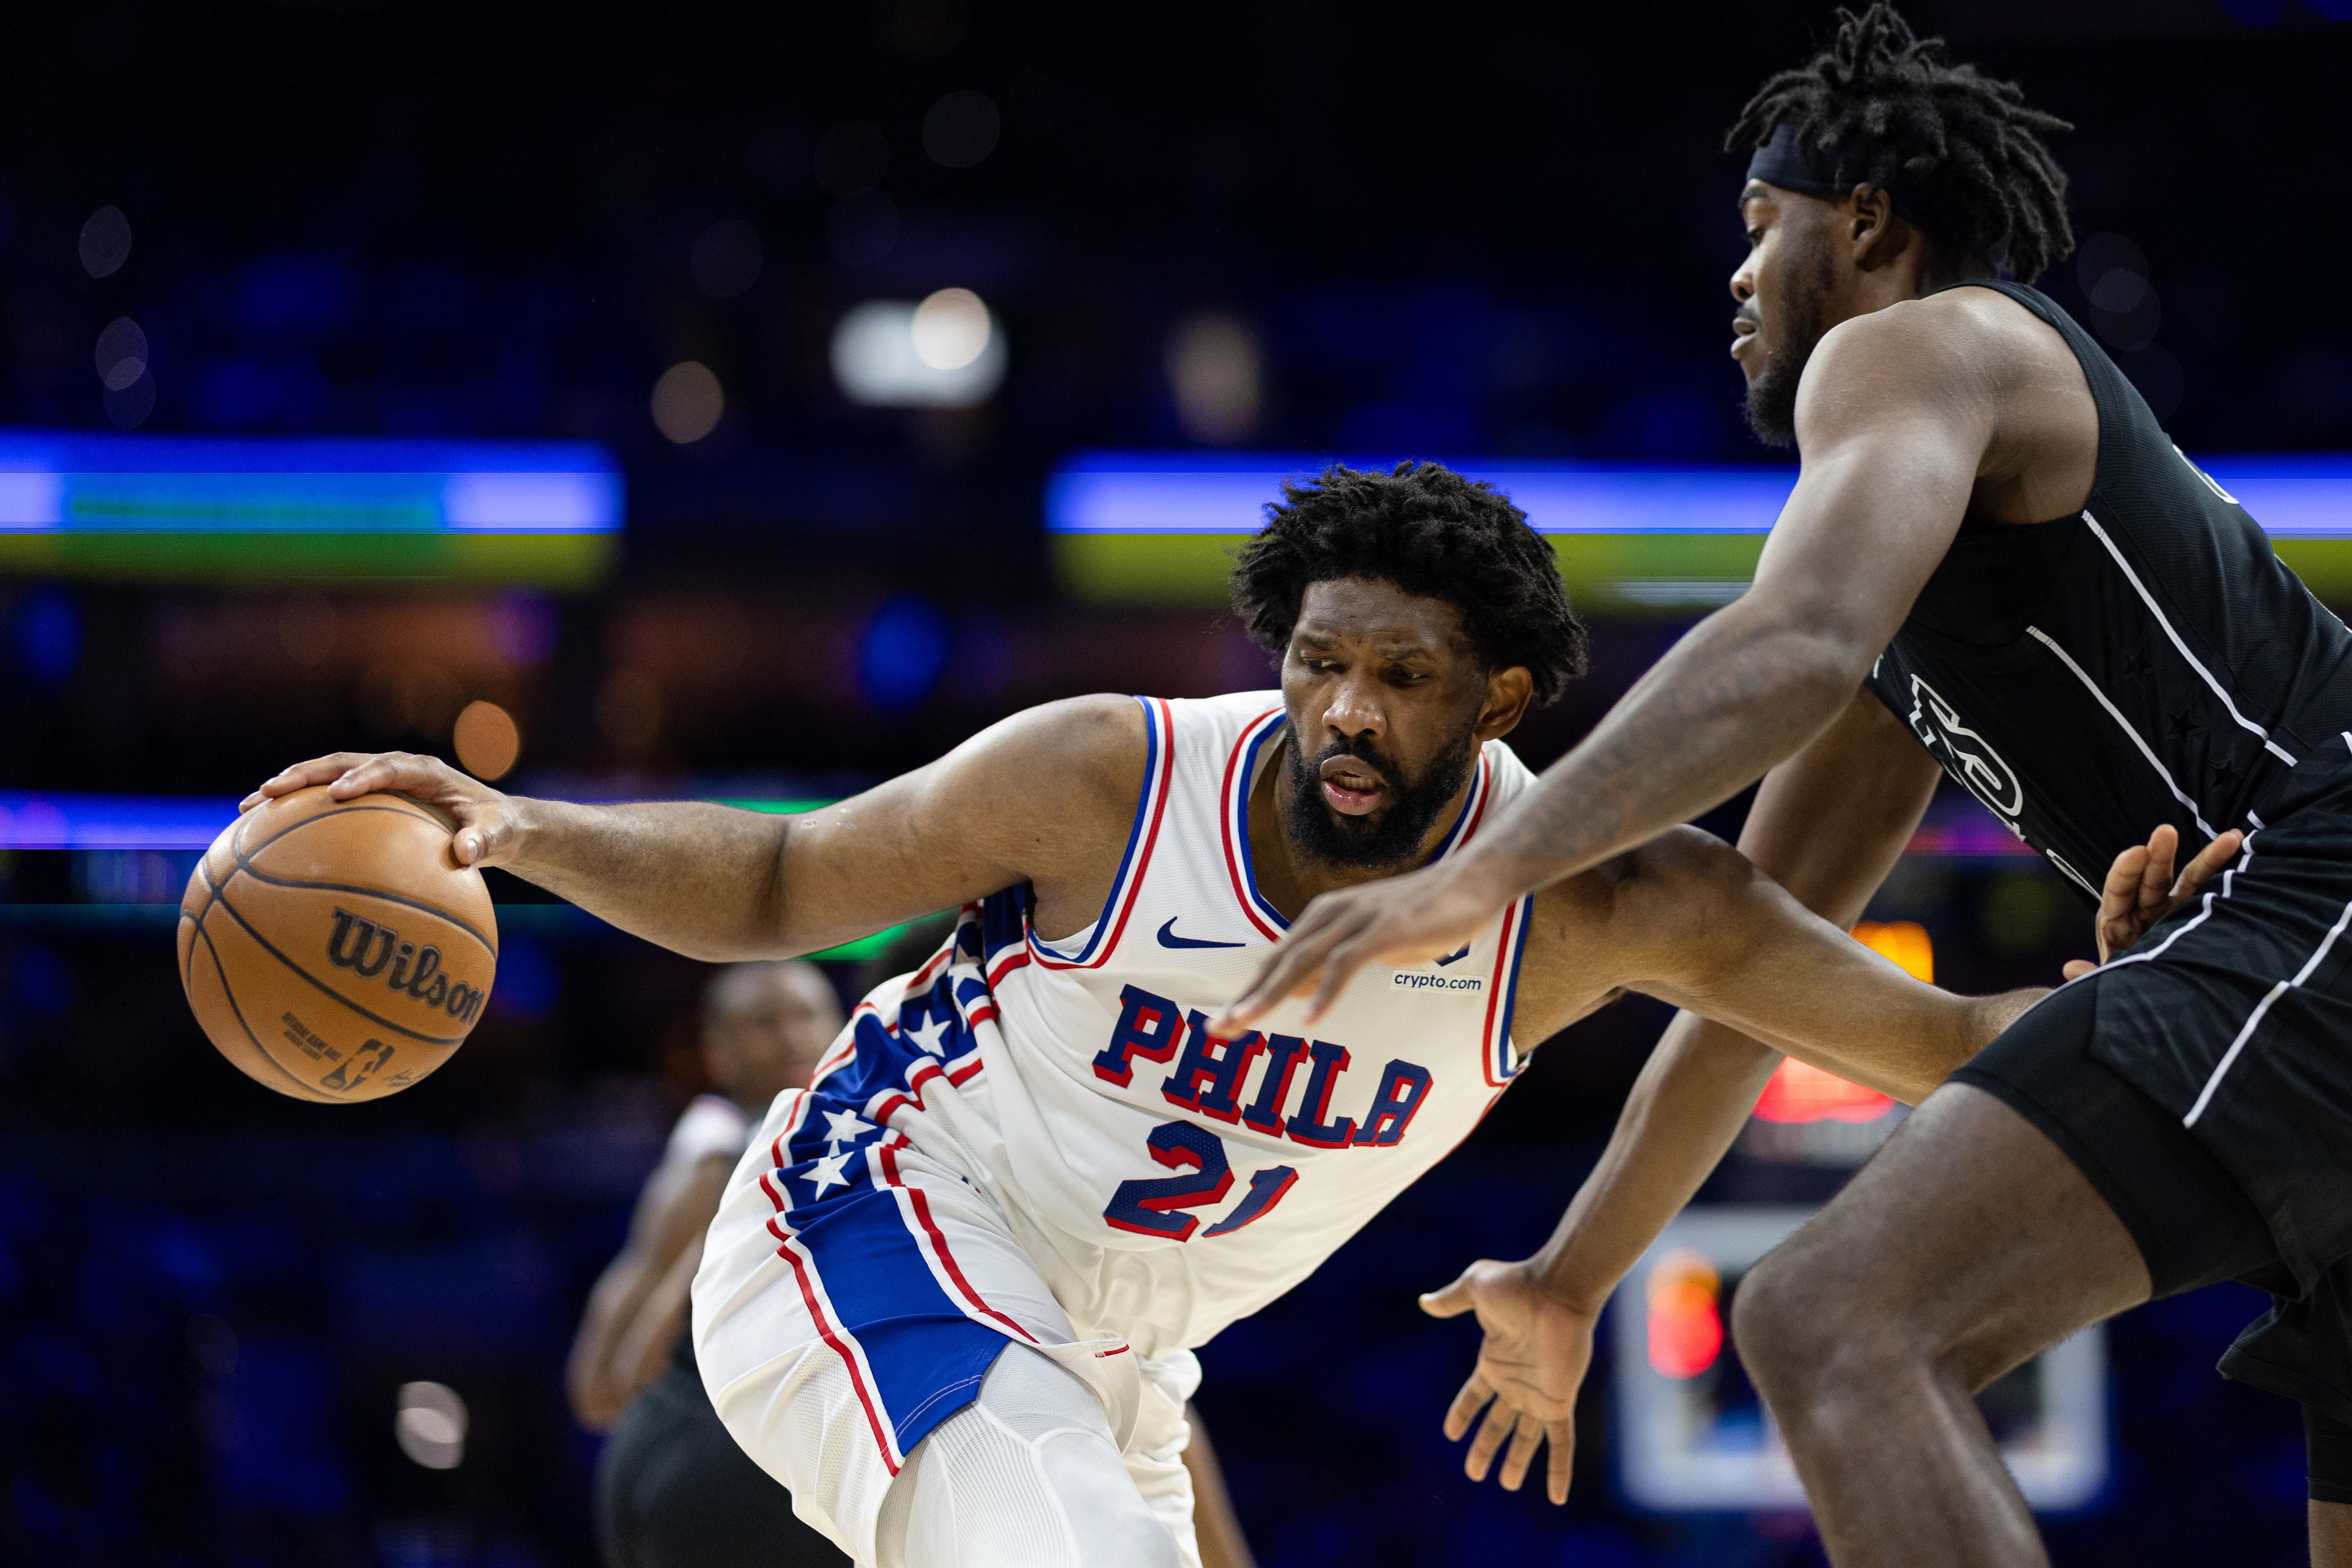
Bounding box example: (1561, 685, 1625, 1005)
(1730, 1244, 1877, 1398)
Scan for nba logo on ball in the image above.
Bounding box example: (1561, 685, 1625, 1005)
(177, 786, 499, 1101)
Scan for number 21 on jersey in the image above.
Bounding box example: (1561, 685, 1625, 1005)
(1102, 1121, 1297, 1242)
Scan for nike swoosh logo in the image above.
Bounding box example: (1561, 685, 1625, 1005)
(1434, 945, 1471, 967)
(1157, 917, 1247, 950)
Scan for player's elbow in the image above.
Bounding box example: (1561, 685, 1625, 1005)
(1614, 827, 1770, 974)
(1713, 583, 1888, 706)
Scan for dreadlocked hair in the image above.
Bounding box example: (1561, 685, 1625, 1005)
(1229, 461, 1587, 706)
(1727, 3, 2074, 280)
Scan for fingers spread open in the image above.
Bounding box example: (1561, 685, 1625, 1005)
(1441, 1375, 1492, 1443)
(1464, 1398, 1516, 1482)
(1498, 1411, 1544, 1491)
(1212, 924, 1335, 1034)
(1545, 1420, 1574, 1504)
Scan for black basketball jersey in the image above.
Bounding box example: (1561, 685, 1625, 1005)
(1860, 280, 2352, 898)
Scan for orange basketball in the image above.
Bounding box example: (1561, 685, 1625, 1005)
(176, 785, 499, 1102)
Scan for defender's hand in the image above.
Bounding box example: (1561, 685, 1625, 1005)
(1210, 859, 1504, 1033)
(242, 751, 522, 869)
(1419, 1259, 1595, 1505)
(2061, 823, 2242, 981)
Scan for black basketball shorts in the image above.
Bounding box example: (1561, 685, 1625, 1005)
(1952, 791, 2352, 1506)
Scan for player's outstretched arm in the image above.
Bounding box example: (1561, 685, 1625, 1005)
(1425, 694, 1945, 1503)
(242, 695, 1148, 962)
(1217, 305, 1996, 1031)
(1611, 826, 2040, 1102)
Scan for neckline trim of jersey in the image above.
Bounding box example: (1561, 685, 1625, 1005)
(1220, 707, 1494, 939)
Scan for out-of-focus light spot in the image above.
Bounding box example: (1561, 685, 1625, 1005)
(1851, 920, 1933, 982)
(858, 594, 952, 710)
(887, 0, 968, 56)
(911, 289, 992, 371)
(78, 206, 131, 278)
(826, 192, 901, 267)
(14, 587, 81, 685)
(596, 667, 662, 751)
(1753, 1058, 1895, 1125)
(395, 1382, 467, 1470)
(691, 219, 764, 299)
(832, 299, 1007, 408)
(1645, 1250, 1722, 1379)
(814, 122, 890, 195)
(2077, 232, 2159, 353)
(95, 318, 148, 392)
(2222, 0, 2284, 22)
(452, 700, 521, 781)
(490, 936, 559, 1021)
(650, 361, 724, 443)
(1166, 311, 1263, 446)
(279, 590, 337, 667)
(923, 91, 1000, 168)
(2310, 0, 2352, 19)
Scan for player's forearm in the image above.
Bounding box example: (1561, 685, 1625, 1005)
(1449, 604, 1866, 906)
(500, 798, 794, 960)
(1527, 1013, 1781, 1314)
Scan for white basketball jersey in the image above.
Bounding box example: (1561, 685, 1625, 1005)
(808, 691, 1539, 1359)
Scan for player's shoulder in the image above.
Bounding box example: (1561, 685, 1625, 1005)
(1809, 286, 2068, 399)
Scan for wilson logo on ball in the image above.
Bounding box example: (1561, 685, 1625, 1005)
(326, 907, 487, 1023)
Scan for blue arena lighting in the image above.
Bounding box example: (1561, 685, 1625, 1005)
(0, 429, 620, 533)
(1047, 451, 1799, 535)
(1046, 449, 2352, 612)
(0, 429, 622, 586)
(1044, 449, 2352, 537)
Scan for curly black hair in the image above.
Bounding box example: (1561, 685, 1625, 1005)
(1727, 3, 2074, 280)
(1228, 461, 1587, 706)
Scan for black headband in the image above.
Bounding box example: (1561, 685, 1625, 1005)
(1743, 122, 1989, 266)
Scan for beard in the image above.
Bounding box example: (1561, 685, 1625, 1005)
(1742, 230, 1838, 448)
(1281, 726, 1477, 874)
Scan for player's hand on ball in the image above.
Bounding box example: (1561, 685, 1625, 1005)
(1212, 859, 1503, 1033)
(243, 752, 520, 869)
(2061, 823, 2243, 981)
(1419, 1258, 1594, 1505)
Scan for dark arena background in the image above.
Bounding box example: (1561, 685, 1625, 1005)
(4, 2, 2351, 1564)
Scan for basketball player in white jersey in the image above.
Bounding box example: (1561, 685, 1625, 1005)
(246, 462, 2048, 1567)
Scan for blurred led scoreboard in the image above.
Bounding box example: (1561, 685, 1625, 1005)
(0, 430, 621, 586)
(1048, 449, 2352, 612)
(1613, 1206, 2109, 1515)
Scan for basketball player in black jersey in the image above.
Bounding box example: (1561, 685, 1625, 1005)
(1222, 6, 2352, 1560)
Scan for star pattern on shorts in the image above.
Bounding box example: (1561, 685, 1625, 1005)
(2165, 709, 2202, 744)
(2121, 649, 2156, 683)
(905, 1010, 953, 1057)
(821, 1108, 873, 1147)
(803, 1150, 854, 1196)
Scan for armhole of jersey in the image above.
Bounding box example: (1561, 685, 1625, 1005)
(1479, 895, 1536, 1088)
(1027, 695, 1174, 969)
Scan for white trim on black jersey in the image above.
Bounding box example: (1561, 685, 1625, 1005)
(2080, 510, 2298, 768)
(2025, 624, 2219, 838)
